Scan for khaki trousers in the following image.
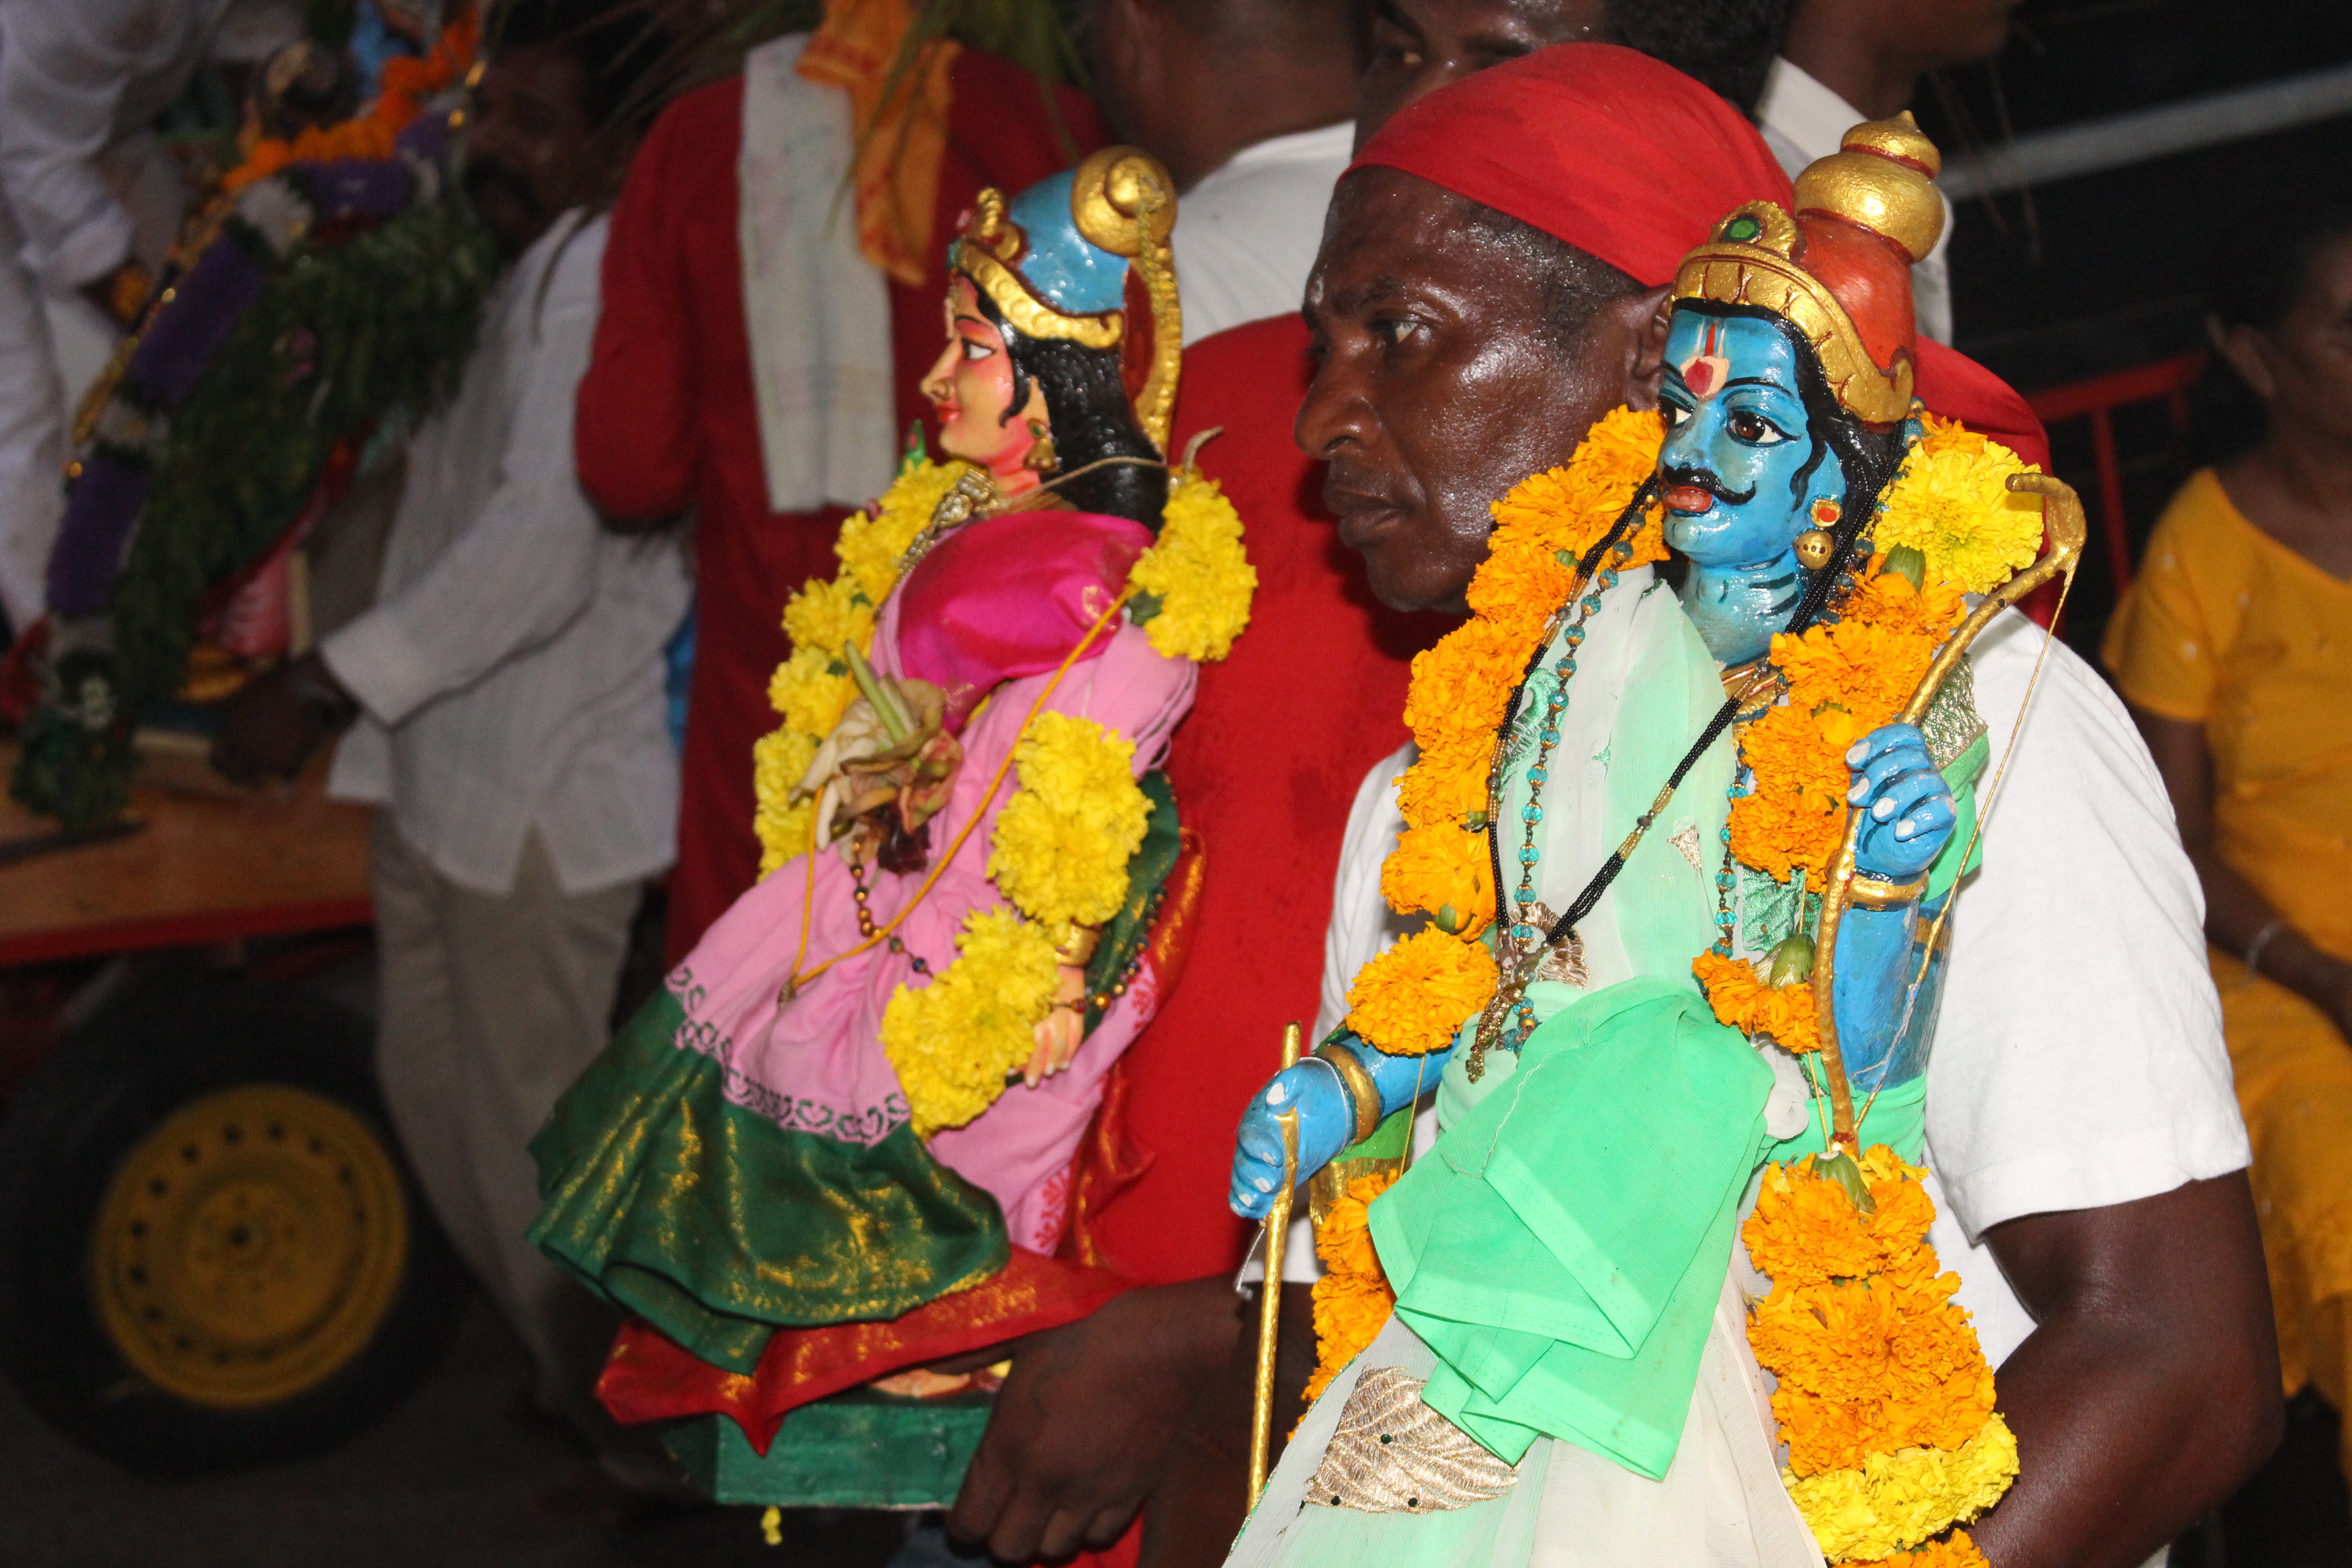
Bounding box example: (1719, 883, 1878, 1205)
(371, 817, 641, 1431)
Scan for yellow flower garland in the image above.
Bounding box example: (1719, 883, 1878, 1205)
(1872, 415, 2044, 595)
(1128, 470, 1256, 662)
(754, 454, 1256, 1139)
(753, 457, 970, 875)
(988, 711, 1153, 932)
(878, 908, 1062, 1139)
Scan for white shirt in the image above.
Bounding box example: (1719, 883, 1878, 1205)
(1170, 120, 1354, 345)
(1312, 610, 2251, 1362)
(0, 0, 298, 291)
(324, 212, 692, 898)
(1755, 57, 1955, 346)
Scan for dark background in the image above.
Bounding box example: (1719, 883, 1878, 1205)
(1912, 0, 2352, 652)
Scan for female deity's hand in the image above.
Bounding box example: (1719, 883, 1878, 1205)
(1846, 723, 1957, 885)
(1228, 1060, 1355, 1220)
(1022, 965, 1089, 1086)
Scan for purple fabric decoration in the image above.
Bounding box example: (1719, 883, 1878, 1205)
(298, 157, 413, 222)
(395, 112, 450, 169)
(125, 238, 267, 407)
(47, 455, 149, 617)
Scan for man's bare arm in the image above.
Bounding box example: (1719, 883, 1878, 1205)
(1970, 1172, 2281, 1567)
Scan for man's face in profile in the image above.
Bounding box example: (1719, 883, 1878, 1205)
(1297, 169, 1664, 615)
(1356, 0, 1610, 144)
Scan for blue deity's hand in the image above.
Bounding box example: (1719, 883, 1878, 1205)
(1846, 723, 1955, 883)
(1228, 1060, 1354, 1221)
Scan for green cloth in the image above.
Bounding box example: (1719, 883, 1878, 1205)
(1082, 771, 1183, 1030)
(1926, 733, 1989, 904)
(1770, 1063, 1929, 1168)
(665, 1392, 994, 1507)
(1368, 977, 1772, 1477)
(528, 990, 1008, 1373)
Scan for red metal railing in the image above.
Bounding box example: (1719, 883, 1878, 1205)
(2023, 352, 2206, 592)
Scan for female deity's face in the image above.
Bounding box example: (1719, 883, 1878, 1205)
(1656, 312, 1846, 568)
(921, 275, 1050, 487)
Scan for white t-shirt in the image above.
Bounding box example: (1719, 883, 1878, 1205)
(1169, 120, 1354, 345)
(1755, 57, 1955, 348)
(1305, 609, 2251, 1365)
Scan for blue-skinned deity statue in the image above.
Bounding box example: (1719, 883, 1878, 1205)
(1231, 116, 1976, 1219)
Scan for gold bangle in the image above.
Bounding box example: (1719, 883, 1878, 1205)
(1052, 927, 1100, 966)
(1313, 1042, 1382, 1149)
(1846, 870, 1929, 909)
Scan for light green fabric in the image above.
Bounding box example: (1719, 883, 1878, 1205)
(1770, 1065, 1929, 1167)
(1492, 577, 1733, 1029)
(1924, 732, 1989, 903)
(1369, 977, 1771, 1477)
(1605, 587, 1738, 986)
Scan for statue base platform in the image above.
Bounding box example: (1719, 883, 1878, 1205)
(663, 1388, 993, 1508)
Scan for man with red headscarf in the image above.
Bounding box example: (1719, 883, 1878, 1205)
(951, 39, 2270, 1568)
(1217, 45, 2270, 1568)
(940, 40, 1822, 1568)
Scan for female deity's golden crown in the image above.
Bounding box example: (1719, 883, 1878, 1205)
(1671, 115, 1945, 425)
(951, 146, 1183, 451)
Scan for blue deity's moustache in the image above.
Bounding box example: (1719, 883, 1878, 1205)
(1659, 466, 1756, 515)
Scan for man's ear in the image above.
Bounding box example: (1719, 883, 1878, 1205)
(1620, 284, 1675, 411)
(2208, 314, 2276, 404)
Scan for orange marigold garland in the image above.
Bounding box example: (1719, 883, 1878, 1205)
(1303, 1171, 1401, 1407)
(1850, 1531, 1993, 1568)
(1745, 1149, 2019, 1563)
(1692, 949, 1820, 1055)
(1344, 928, 1501, 1058)
(1350, 405, 1664, 1051)
(223, 10, 482, 195)
(1684, 416, 2043, 1565)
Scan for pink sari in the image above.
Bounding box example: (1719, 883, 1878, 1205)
(663, 509, 1196, 1252)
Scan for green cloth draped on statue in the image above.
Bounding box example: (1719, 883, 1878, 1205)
(1373, 977, 1774, 1476)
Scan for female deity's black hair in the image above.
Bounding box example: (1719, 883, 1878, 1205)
(970, 289, 1169, 529)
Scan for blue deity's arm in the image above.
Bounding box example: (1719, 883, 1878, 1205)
(1829, 724, 1957, 1081)
(1228, 1033, 1456, 1220)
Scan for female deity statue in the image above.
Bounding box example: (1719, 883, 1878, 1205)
(529, 148, 1254, 1458)
(1225, 119, 2074, 1568)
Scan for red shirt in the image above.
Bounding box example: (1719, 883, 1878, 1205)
(577, 57, 1100, 961)
(1085, 314, 1448, 1283)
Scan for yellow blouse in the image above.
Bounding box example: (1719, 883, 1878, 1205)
(2103, 468, 2352, 947)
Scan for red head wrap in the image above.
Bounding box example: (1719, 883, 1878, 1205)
(1349, 44, 1791, 289)
(1345, 42, 2048, 468)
